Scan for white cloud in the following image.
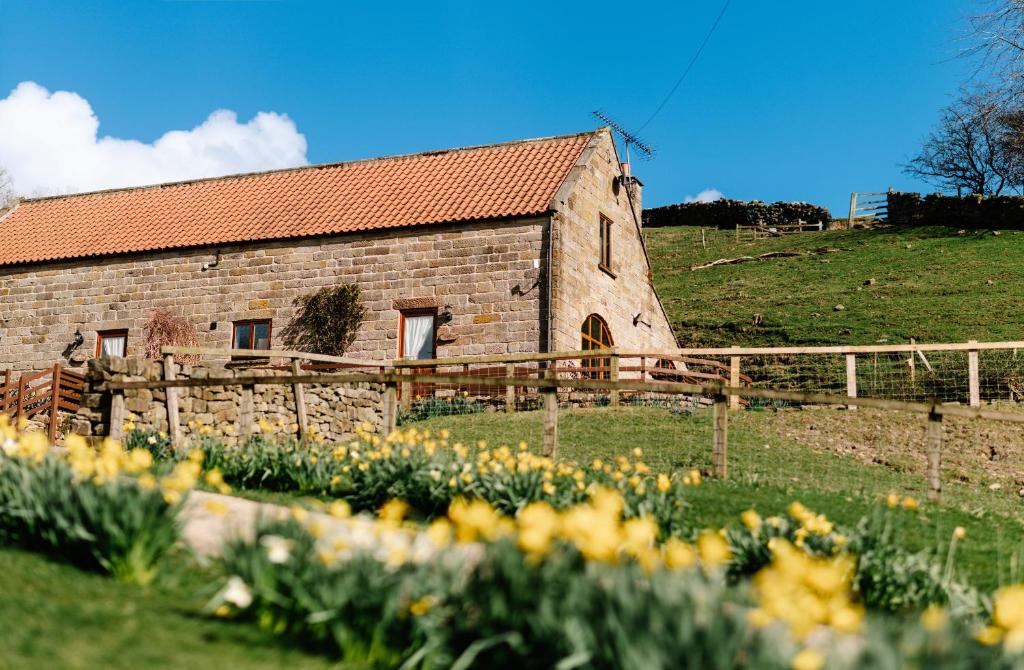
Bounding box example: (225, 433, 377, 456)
(684, 188, 724, 203)
(0, 81, 308, 196)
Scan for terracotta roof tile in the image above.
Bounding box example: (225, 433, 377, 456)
(0, 130, 595, 268)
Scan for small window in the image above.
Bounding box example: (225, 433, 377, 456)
(96, 329, 128, 358)
(233, 319, 272, 350)
(599, 214, 613, 274)
(399, 310, 436, 360)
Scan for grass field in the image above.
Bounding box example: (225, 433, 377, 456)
(415, 407, 1024, 591)
(646, 225, 1024, 347)
(0, 549, 336, 670)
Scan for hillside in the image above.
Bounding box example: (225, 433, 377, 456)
(646, 225, 1024, 347)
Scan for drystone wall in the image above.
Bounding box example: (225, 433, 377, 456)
(643, 199, 832, 229)
(887, 192, 1024, 229)
(73, 357, 383, 444)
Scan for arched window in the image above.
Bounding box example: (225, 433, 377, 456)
(580, 314, 613, 379)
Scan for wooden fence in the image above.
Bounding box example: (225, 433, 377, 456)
(0, 365, 86, 443)
(735, 220, 823, 241)
(847, 189, 890, 225)
(101, 359, 1024, 503)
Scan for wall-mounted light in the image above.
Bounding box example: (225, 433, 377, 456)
(439, 304, 454, 325)
(72, 329, 85, 347)
(201, 249, 221, 272)
(633, 313, 651, 328)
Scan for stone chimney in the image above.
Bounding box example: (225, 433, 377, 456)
(620, 162, 643, 220)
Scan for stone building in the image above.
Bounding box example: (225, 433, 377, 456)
(0, 128, 676, 373)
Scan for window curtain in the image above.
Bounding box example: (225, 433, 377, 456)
(102, 336, 126, 358)
(403, 315, 434, 359)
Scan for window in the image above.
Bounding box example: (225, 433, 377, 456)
(96, 329, 128, 358)
(580, 314, 613, 379)
(233, 319, 272, 350)
(598, 214, 613, 274)
(399, 309, 436, 360)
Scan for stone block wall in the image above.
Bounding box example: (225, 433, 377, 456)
(74, 357, 383, 445)
(0, 217, 546, 374)
(549, 131, 678, 352)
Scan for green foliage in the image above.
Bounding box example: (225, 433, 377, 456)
(0, 453, 180, 584)
(213, 519, 1013, 669)
(218, 520, 789, 669)
(166, 430, 695, 539)
(415, 408, 1024, 591)
(197, 435, 335, 493)
(127, 427, 175, 462)
(397, 395, 486, 425)
(848, 513, 984, 617)
(219, 518, 434, 665)
(280, 284, 365, 356)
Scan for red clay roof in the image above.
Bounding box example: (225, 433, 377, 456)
(0, 130, 596, 268)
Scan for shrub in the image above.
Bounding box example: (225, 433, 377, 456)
(163, 427, 697, 538)
(280, 284, 365, 356)
(209, 494, 1013, 669)
(142, 308, 200, 364)
(397, 395, 485, 425)
(0, 424, 193, 583)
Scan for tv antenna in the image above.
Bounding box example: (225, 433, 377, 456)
(592, 110, 655, 163)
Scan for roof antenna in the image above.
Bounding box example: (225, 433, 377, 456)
(592, 110, 655, 165)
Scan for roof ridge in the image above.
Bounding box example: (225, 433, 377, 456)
(20, 128, 604, 204)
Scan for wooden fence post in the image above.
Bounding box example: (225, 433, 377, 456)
(968, 340, 981, 407)
(291, 359, 309, 441)
(383, 374, 398, 437)
(729, 348, 741, 410)
(848, 192, 857, 227)
(109, 389, 125, 442)
(48, 364, 61, 444)
(713, 392, 729, 478)
(0, 369, 10, 415)
(239, 384, 255, 438)
(16, 373, 26, 421)
(845, 353, 857, 411)
(542, 367, 558, 459)
(926, 407, 943, 501)
(163, 353, 182, 450)
(505, 363, 516, 413)
(400, 368, 412, 412)
(609, 352, 620, 407)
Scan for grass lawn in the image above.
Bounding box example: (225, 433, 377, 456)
(646, 225, 1024, 347)
(415, 407, 1024, 591)
(0, 548, 337, 670)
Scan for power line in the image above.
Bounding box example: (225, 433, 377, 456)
(636, 0, 733, 132)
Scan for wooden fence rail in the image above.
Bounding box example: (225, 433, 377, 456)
(103, 364, 1024, 502)
(0, 365, 85, 443)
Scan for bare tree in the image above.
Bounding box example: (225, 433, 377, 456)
(904, 88, 1024, 195)
(969, 1, 1024, 97)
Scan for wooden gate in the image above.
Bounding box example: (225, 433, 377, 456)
(0, 365, 86, 444)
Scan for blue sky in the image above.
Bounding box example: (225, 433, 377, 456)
(0, 0, 983, 215)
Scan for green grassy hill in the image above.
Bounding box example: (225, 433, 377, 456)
(646, 225, 1024, 347)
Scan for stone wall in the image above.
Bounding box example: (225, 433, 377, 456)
(887, 191, 1024, 229)
(549, 131, 678, 352)
(74, 356, 383, 445)
(642, 199, 832, 229)
(0, 217, 546, 374)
